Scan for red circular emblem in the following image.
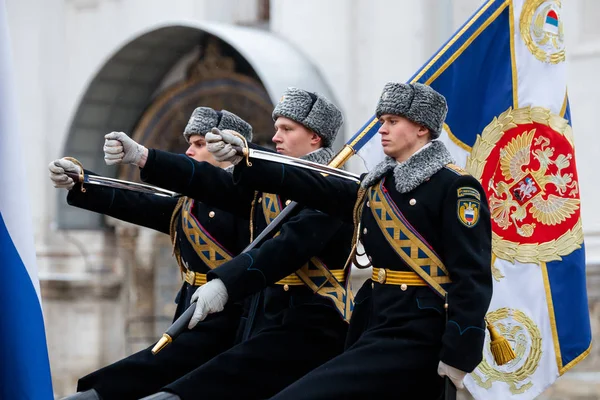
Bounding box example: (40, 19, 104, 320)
(467, 107, 582, 263)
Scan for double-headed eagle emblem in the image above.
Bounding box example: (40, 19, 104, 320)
(466, 106, 583, 264)
(488, 128, 579, 239)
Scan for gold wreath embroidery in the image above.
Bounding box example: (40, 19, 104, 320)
(520, 0, 565, 64)
(470, 308, 543, 395)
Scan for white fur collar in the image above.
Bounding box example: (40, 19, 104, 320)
(361, 140, 454, 193)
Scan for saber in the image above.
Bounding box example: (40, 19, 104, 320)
(151, 200, 300, 354)
(65, 172, 181, 198)
(238, 148, 361, 183)
(152, 146, 360, 354)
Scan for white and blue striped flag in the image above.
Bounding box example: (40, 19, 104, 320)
(0, 1, 54, 398)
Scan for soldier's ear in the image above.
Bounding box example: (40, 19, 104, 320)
(310, 131, 322, 146)
(417, 125, 431, 138)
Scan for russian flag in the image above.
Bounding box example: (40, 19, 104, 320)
(546, 10, 559, 28)
(0, 1, 54, 398)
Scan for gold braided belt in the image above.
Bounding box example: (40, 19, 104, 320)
(184, 270, 208, 286)
(276, 269, 346, 286)
(372, 268, 451, 288)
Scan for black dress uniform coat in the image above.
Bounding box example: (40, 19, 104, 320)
(66, 172, 249, 400)
(139, 147, 352, 400)
(230, 140, 493, 400)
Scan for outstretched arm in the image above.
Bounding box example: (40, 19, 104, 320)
(140, 149, 254, 219)
(207, 128, 361, 222)
(49, 158, 176, 234)
(101, 131, 255, 218)
(233, 158, 360, 222)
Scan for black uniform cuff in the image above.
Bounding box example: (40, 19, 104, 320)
(440, 321, 486, 372)
(207, 252, 267, 302)
(139, 148, 158, 181)
(66, 170, 115, 213)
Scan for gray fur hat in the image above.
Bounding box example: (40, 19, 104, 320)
(272, 87, 343, 147)
(375, 82, 448, 138)
(183, 107, 253, 142)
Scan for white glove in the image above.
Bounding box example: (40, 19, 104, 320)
(188, 279, 229, 329)
(48, 158, 81, 190)
(103, 132, 147, 166)
(206, 128, 244, 165)
(437, 361, 466, 389)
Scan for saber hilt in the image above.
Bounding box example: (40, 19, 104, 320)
(63, 157, 86, 192)
(65, 171, 83, 183)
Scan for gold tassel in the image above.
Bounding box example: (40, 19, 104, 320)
(486, 319, 516, 365)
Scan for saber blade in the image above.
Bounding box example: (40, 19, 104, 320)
(67, 172, 181, 197)
(246, 149, 361, 183)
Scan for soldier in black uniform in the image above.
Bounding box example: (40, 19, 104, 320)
(104, 88, 353, 400)
(49, 108, 253, 400)
(214, 82, 494, 399)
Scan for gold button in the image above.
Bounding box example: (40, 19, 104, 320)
(371, 282, 374, 289)
(209, 211, 215, 218)
(409, 199, 416, 206)
(258, 197, 262, 203)
(401, 283, 408, 291)
(283, 284, 290, 291)
(363, 228, 368, 235)
(366, 201, 370, 208)
(285, 200, 291, 206)
(377, 268, 387, 284)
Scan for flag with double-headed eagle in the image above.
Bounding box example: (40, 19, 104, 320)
(347, 0, 591, 398)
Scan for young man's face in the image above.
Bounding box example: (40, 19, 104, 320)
(186, 134, 221, 166)
(272, 117, 321, 158)
(378, 114, 430, 162)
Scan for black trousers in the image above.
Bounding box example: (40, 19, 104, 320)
(268, 281, 446, 400)
(77, 304, 242, 400)
(164, 288, 348, 400)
